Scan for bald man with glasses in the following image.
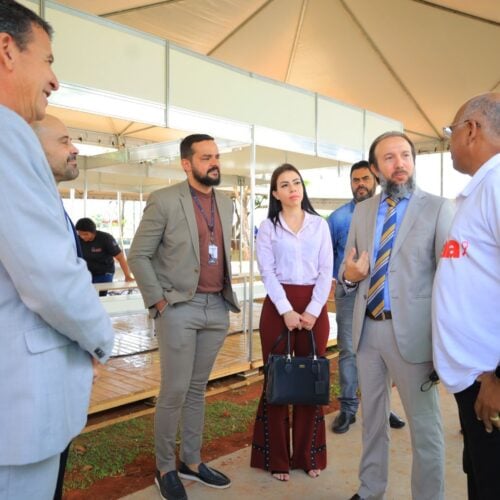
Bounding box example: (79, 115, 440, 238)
(433, 92, 500, 500)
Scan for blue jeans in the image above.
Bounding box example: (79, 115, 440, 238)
(92, 273, 114, 297)
(335, 285, 359, 415)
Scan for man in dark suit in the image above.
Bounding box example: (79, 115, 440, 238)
(339, 131, 454, 500)
(129, 134, 240, 500)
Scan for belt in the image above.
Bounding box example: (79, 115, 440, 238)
(366, 310, 392, 321)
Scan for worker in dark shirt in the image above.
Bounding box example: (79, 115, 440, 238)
(75, 218, 134, 295)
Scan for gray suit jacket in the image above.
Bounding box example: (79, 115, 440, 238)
(128, 180, 240, 312)
(0, 106, 115, 465)
(339, 188, 454, 363)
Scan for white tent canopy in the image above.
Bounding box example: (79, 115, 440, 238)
(56, 0, 500, 146)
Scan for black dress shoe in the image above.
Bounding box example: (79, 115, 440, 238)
(332, 411, 356, 434)
(155, 470, 187, 500)
(389, 411, 406, 429)
(178, 461, 231, 489)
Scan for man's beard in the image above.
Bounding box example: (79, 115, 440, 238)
(379, 174, 415, 199)
(63, 154, 79, 181)
(353, 186, 375, 203)
(193, 166, 221, 186)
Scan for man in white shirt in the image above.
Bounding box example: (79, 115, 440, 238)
(432, 92, 500, 500)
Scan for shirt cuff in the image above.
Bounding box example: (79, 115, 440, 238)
(275, 298, 293, 316)
(305, 300, 322, 318)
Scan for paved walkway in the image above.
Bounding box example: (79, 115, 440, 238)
(121, 385, 466, 499)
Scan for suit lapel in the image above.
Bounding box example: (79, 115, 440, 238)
(392, 188, 426, 258)
(179, 181, 201, 264)
(365, 194, 380, 268)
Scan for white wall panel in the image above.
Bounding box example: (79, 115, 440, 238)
(169, 48, 315, 139)
(46, 3, 166, 105)
(364, 111, 403, 153)
(18, 0, 39, 13)
(317, 97, 364, 151)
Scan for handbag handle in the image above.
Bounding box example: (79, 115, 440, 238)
(269, 329, 319, 360)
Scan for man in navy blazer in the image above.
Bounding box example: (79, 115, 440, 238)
(0, 3, 114, 499)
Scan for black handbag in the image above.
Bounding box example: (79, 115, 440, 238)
(265, 329, 330, 406)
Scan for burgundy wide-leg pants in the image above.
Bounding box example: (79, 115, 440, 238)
(250, 284, 329, 472)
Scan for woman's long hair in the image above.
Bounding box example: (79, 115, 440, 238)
(267, 163, 319, 227)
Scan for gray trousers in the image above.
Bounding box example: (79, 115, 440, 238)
(356, 317, 444, 500)
(0, 454, 59, 500)
(154, 293, 229, 473)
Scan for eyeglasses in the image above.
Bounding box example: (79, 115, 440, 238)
(442, 119, 481, 138)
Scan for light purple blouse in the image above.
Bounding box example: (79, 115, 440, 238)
(256, 212, 334, 317)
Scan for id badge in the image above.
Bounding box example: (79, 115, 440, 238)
(208, 243, 218, 265)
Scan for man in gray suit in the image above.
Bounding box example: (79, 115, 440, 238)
(129, 134, 240, 500)
(328, 161, 405, 434)
(339, 131, 454, 500)
(0, 2, 114, 499)
(32, 114, 83, 500)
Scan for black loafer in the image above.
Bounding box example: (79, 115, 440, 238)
(155, 470, 187, 500)
(178, 462, 231, 489)
(331, 411, 356, 434)
(389, 411, 406, 429)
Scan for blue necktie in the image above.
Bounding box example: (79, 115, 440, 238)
(366, 197, 398, 318)
(64, 209, 83, 258)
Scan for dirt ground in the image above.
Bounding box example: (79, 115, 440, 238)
(65, 358, 340, 500)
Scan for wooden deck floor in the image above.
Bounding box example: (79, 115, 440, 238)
(89, 306, 337, 414)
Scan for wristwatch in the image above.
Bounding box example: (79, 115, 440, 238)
(343, 274, 357, 288)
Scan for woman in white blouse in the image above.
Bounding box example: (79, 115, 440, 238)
(250, 163, 333, 482)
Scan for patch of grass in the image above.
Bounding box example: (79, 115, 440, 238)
(66, 417, 154, 490)
(204, 399, 259, 441)
(330, 368, 340, 398)
(65, 396, 260, 491)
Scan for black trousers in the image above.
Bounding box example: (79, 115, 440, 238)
(454, 381, 500, 500)
(53, 443, 71, 500)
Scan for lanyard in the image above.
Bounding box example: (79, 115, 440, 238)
(190, 186, 215, 236)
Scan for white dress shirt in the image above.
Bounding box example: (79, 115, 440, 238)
(256, 212, 333, 317)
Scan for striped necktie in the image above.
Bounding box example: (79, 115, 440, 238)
(366, 196, 398, 318)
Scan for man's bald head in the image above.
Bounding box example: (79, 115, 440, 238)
(449, 92, 500, 176)
(456, 93, 500, 137)
(32, 115, 79, 183)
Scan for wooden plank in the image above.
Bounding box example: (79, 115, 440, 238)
(90, 389, 159, 414)
(88, 307, 338, 415)
(94, 281, 138, 292)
